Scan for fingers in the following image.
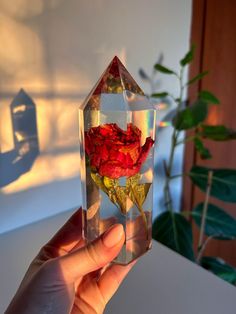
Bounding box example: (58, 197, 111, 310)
(100, 216, 118, 234)
(73, 260, 137, 314)
(37, 208, 84, 260)
(59, 224, 125, 283)
(97, 260, 137, 304)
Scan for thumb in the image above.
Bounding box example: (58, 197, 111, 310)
(58, 224, 125, 283)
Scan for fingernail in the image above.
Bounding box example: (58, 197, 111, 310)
(102, 224, 124, 248)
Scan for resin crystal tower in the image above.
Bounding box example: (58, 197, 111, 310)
(79, 56, 156, 264)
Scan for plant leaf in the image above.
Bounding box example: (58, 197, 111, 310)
(180, 45, 195, 66)
(189, 166, 236, 203)
(115, 186, 129, 214)
(103, 176, 118, 189)
(173, 100, 208, 130)
(192, 203, 236, 240)
(139, 68, 150, 81)
(152, 212, 195, 261)
(151, 92, 169, 98)
(154, 64, 176, 75)
(91, 172, 107, 193)
(187, 71, 208, 85)
(201, 257, 236, 285)
(194, 138, 212, 159)
(127, 173, 141, 187)
(199, 125, 236, 141)
(107, 190, 118, 205)
(129, 183, 151, 207)
(198, 90, 220, 104)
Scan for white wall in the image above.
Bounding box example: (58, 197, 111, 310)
(0, 0, 192, 234)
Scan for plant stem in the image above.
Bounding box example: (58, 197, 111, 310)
(197, 170, 213, 255)
(137, 204, 148, 237)
(163, 132, 177, 212)
(170, 172, 189, 180)
(196, 235, 213, 264)
(163, 67, 185, 212)
(130, 186, 148, 237)
(162, 68, 185, 252)
(176, 135, 196, 146)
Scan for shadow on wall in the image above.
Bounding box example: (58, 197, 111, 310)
(0, 89, 39, 187)
(0, 89, 82, 234)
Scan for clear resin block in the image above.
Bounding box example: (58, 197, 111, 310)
(78, 56, 156, 264)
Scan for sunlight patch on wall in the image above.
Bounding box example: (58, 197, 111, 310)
(0, 13, 44, 77)
(36, 98, 83, 152)
(0, 0, 44, 19)
(0, 95, 82, 194)
(1, 151, 80, 194)
(0, 0, 64, 19)
(0, 101, 14, 153)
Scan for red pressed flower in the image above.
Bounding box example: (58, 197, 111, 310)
(85, 123, 154, 179)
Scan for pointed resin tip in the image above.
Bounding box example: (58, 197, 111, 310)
(109, 55, 125, 69)
(111, 55, 120, 61)
(85, 55, 145, 97)
(111, 55, 122, 63)
(113, 55, 119, 61)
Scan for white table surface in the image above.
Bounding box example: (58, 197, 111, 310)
(0, 210, 235, 314)
(106, 242, 236, 314)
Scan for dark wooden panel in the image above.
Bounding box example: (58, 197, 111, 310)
(182, 0, 206, 213)
(185, 0, 236, 265)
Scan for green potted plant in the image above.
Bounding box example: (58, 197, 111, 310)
(140, 46, 236, 285)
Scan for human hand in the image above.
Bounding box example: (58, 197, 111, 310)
(5, 208, 136, 314)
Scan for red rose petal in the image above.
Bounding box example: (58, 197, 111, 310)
(125, 153, 134, 167)
(119, 142, 140, 163)
(85, 133, 92, 155)
(90, 154, 101, 168)
(137, 137, 154, 165)
(99, 161, 124, 178)
(85, 123, 154, 178)
(125, 165, 140, 177)
(110, 149, 125, 163)
(100, 145, 109, 161)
